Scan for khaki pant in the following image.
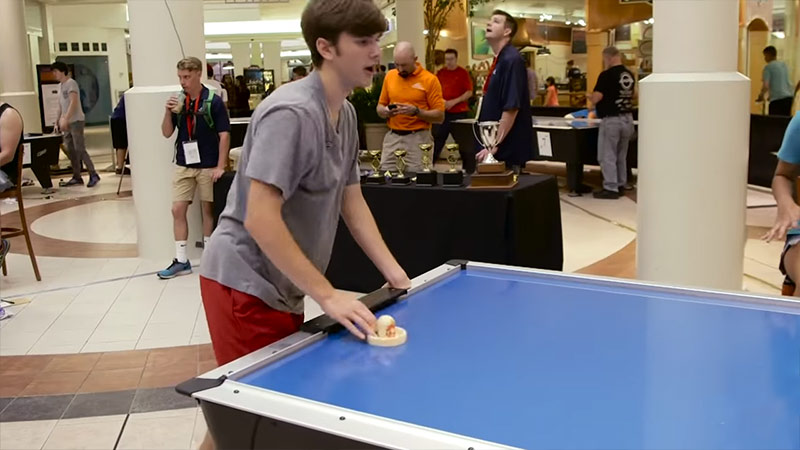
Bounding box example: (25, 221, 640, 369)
(379, 129, 433, 173)
(173, 166, 214, 203)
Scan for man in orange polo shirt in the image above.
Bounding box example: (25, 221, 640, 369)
(377, 41, 445, 172)
(434, 48, 473, 163)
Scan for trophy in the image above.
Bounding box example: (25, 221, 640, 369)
(391, 149, 411, 185)
(442, 143, 463, 186)
(365, 150, 385, 184)
(469, 121, 516, 188)
(473, 121, 505, 173)
(416, 143, 438, 186)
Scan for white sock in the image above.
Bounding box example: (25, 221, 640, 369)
(203, 236, 210, 248)
(176, 241, 188, 263)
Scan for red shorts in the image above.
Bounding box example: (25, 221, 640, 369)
(200, 276, 304, 366)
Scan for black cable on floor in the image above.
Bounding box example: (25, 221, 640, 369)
(112, 413, 131, 450)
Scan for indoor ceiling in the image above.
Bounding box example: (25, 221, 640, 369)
(471, 0, 587, 20)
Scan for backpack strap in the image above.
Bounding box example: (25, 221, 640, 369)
(175, 89, 217, 133)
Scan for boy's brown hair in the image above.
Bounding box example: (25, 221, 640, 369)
(301, 0, 387, 67)
(176, 57, 203, 72)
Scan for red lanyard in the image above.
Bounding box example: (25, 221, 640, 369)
(482, 56, 499, 94)
(185, 94, 201, 140)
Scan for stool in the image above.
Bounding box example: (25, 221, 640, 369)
(1, 143, 41, 281)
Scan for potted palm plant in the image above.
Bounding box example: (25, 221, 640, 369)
(350, 76, 387, 150)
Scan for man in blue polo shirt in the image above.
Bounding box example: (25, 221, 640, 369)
(158, 56, 230, 279)
(476, 9, 533, 168)
(764, 112, 800, 296)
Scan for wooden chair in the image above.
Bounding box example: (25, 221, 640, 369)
(1, 143, 41, 281)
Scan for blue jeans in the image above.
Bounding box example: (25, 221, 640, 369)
(598, 114, 635, 192)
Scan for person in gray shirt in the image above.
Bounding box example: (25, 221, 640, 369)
(52, 61, 100, 187)
(200, 0, 409, 371)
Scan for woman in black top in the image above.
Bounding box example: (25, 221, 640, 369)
(0, 102, 24, 266)
(0, 102, 23, 191)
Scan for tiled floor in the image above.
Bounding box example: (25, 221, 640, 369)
(0, 407, 207, 450)
(0, 127, 790, 449)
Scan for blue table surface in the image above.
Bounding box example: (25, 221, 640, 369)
(238, 268, 800, 449)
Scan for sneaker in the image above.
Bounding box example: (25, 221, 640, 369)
(41, 187, 56, 195)
(115, 167, 131, 175)
(0, 239, 9, 267)
(87, 173, 100, 188)
(157, 259, 192, 279)
(593, 189, 620, 199)
(59, 177, 83, 187)
(620, 184, 635, 191)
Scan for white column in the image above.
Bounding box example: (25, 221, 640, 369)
(230, 42, 250, 77)
(395, 0, 426, 68)
(637, 0, 749, 290)
(261, 41, 282, 84)
(38, 2, 54, 66)
(0, 0, 41, 133)
(126, 0, 205, 261)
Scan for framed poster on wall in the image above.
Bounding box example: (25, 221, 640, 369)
(471, 23, 492, 58)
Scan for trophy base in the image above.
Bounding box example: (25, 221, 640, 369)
(469, 170, 517, 189)
(391, 175, 412, 185)
(365, 174, 386, 185)
(416, 170, 438, 186)
(476, 161, 507, 174)
(442, 170, 464, 187)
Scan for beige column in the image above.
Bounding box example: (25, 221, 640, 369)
(585, 31, 609, 93)
(637, 0, 749, 290)
(0, 0, 41, 133)
(230, 42, 250, 77)
(396, 0, 426, 67)
(126, 0, 206, 261)
(261, 41, 282, 84)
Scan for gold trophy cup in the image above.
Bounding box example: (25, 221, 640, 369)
(391, 149, 411, 185)
(416, 143, 438, 186)
(442, 143, 463, 186)
(365, 150, 385, 184)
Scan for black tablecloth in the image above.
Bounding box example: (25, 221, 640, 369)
(214, 172, 563, 293)
(326, 174, 563, 292)
(749, 114, 792, 187)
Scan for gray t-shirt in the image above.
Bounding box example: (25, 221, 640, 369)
(201, 72, 360, 314)
(59, 78, 85, 123)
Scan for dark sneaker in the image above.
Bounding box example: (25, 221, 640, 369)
(59, 177, 83, 187)
(87, 173, 100, 188)
(593, 189, 620, 199)
(157, 259, 192, 279)
(116, 167, 131, 175)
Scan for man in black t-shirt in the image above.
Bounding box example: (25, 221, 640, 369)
(588, 46, 635, 199)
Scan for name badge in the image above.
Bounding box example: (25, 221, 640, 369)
(183, 140, 201, 165)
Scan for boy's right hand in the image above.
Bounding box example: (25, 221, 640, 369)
(165, 96, 179, 112)
(317, 292, 377, 340)
(764, 202, 800, 242)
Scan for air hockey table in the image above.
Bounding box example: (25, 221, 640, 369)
(178, 261, 800, 449)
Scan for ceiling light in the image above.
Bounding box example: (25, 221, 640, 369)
(772, 31, 786, 39)
(205, 20, 301, 36)
(206, 53, 233, 60)
(281, 49, 311, 57)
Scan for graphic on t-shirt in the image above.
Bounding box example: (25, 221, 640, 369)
(615, 71, 634, 111)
